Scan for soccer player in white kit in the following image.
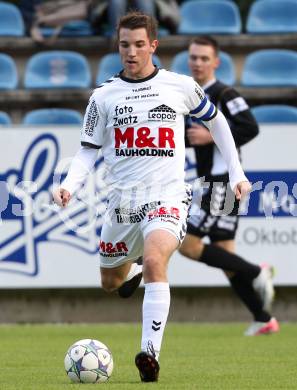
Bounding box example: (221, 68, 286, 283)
(53, 12, 251, 382)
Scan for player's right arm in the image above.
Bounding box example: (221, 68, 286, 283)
(53, 92, 106, 207)
(53, 146, 99, 207)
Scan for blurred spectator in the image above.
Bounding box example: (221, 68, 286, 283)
(155, 0, 180, 34)
(19, 0, 180, 42)
(90, 0, 180, 35)
(19, 0, 90, 44)
(90, 0, 154, 36)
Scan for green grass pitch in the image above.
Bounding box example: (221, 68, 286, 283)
(1, 323, 297, 389)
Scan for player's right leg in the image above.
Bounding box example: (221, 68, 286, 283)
(181, 190, 275, 312)
(213, 240, 275, 311)
(244, 317, 280, 336)
(180, 177, 258, 275)
(117, 256, 143, 298)
(179, 233, 205, 260)
(179, 234, 278, 335)
(99, 214, 143, 293)
(100, 261, 135, 292)
(212, 240, 278, 334)
(179, 233, 262, 280)
(180, 181, 279, 335)
(252, 263, 275, 312)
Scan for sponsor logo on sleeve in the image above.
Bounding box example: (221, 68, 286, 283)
(195, 85, 205, 101)
(226, 97, 249, 116)
(84, 99, 99, 137)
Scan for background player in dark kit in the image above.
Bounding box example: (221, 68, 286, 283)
(179, 36, 279, 336)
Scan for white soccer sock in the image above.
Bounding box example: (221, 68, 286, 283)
(141, 282, 170, 361)
(125, 263, 142, 282)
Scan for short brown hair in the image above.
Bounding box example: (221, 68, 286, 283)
(189, 36, 219, 56)
(117, 11, 158, 42)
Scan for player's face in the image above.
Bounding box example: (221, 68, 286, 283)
(188, 43, 220, 86)
(119, 28, 158, 79)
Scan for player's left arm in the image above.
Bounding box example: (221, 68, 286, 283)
(203, 110, 251, 199)
(183, 76, 251, 199)
(221, 89, 259, 147)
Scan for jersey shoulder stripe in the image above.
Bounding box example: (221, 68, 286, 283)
(190, 96, 208, 115)
(158, 68, 189, 82)
(97, 74, 120, 89)
(81, 141, 101, 149)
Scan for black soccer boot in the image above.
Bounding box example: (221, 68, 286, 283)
(118, 257, 143, 298)
(135, 341, 159, 382)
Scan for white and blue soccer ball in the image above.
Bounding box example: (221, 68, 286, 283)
(64, 338, 114, 383)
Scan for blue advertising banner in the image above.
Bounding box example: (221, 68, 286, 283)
(0, 125, 296, 287)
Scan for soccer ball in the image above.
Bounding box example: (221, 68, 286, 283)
(64, 338, 113, 383)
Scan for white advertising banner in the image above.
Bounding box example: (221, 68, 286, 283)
(0, 125, 296, 287)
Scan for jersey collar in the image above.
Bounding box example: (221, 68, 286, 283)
(119, 66, 159, 83)
(202, 78, 217, 91)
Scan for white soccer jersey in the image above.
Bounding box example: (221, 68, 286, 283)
(80, 67, 216, 203)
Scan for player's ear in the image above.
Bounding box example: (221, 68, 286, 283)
(214, 56, 220, 70)
(150, 39, 159, 53)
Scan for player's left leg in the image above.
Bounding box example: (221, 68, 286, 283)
(135, 228, 178, 382)
(99, 211, 143, 292)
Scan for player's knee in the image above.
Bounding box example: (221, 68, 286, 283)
(143, 255, 166, 282)
(179, 239, 204, 260)
(101, 281, 117, 293)
(224, 270, 235, 279)
(101, 275, 122, 293)
(178, 242, 190, 257)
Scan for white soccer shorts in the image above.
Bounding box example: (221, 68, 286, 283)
(99, 198, 191, 268)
